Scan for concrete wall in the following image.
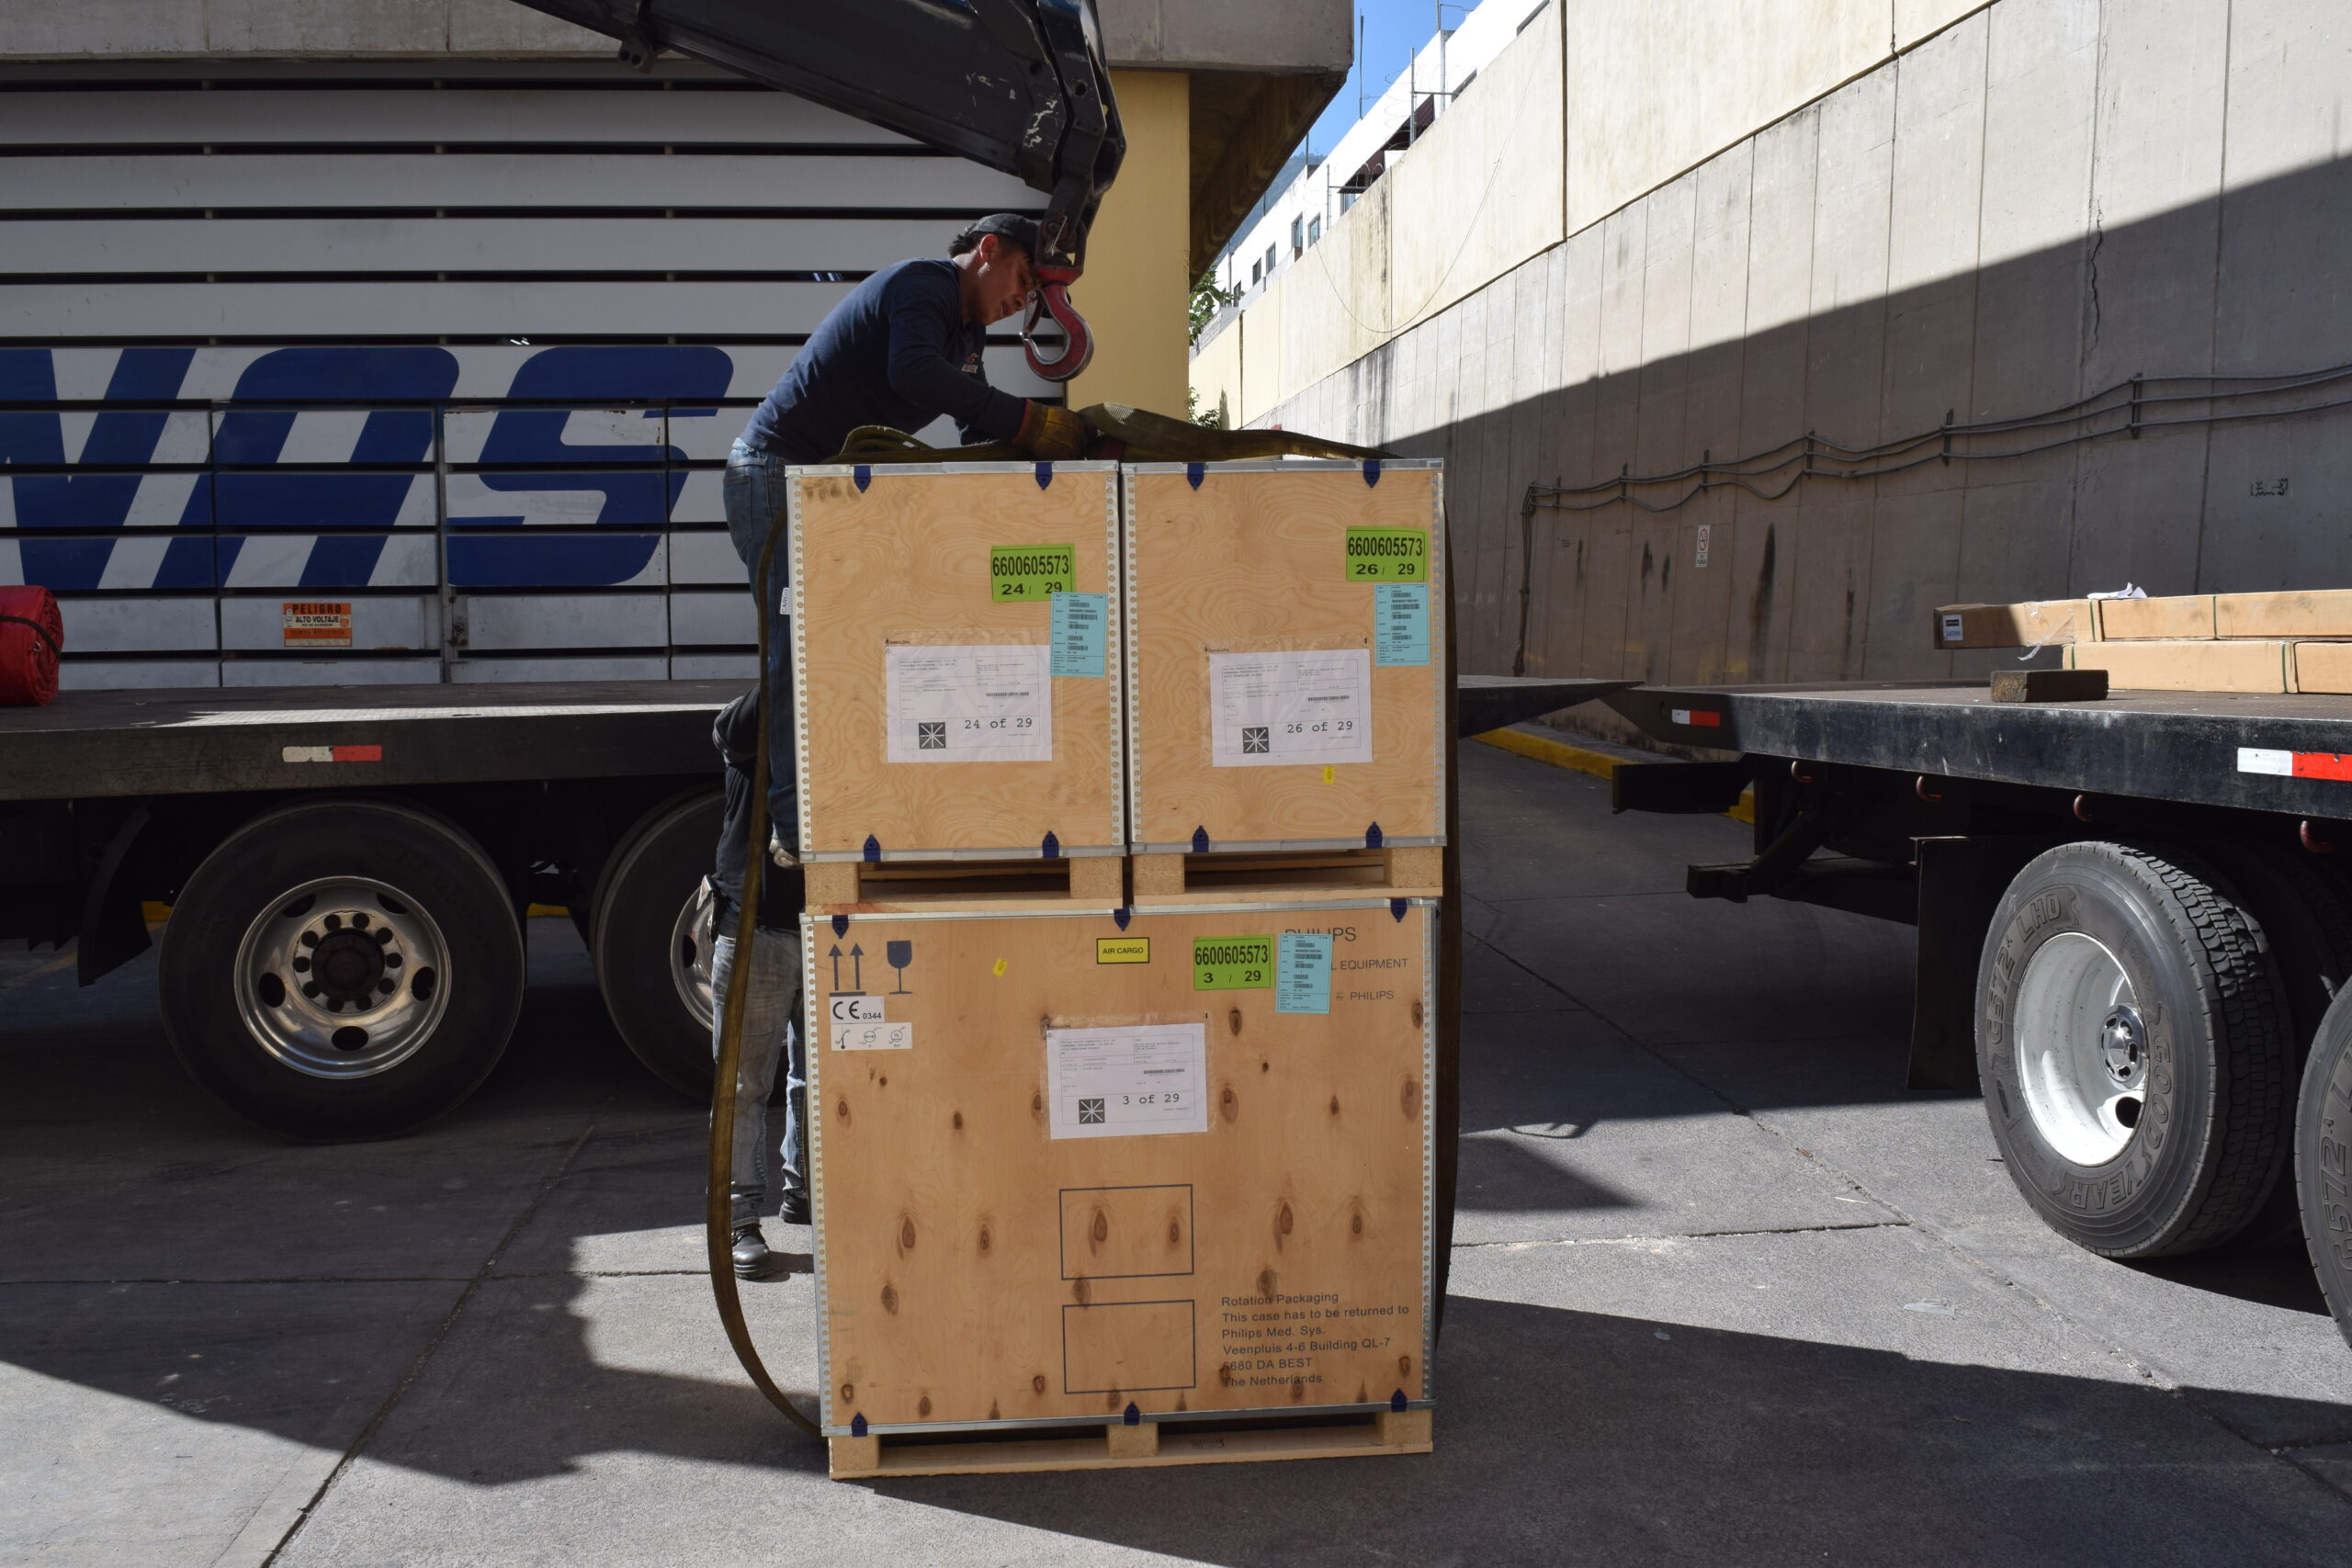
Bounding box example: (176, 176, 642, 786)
(1205, 0, 2352, 694)
(1069, 70, 1193, 414)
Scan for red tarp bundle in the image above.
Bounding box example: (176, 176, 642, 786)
(0, 585, 63, 706)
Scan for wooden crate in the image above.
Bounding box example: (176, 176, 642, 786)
(802, 900, 1437, 1472)
(788, 462, 1123, 865)
(1128, 844, 1443, 906)
(1124, 460, 1446, 855)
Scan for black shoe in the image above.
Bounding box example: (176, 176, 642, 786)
(776, 1190, 810, 1226)
(731, 1223, 777, 1280)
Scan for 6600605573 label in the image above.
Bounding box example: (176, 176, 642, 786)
(989, 544, 1074, 600)
(1193, 935, 1273, 990)
(1343, 527, 1427, 581)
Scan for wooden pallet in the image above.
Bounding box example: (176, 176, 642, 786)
(803, 852, 1125, 911)
(1129, 844, 1442, 904)
(829, 1407, 1432, 1479)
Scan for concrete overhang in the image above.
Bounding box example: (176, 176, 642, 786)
(1102, 0, 1351, 278)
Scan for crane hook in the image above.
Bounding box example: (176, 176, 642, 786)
(1023, 266, 1094, 382)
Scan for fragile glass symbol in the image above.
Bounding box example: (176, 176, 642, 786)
(887, 940, 914, 993)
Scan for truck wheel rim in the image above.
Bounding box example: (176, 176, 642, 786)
(233, 877, 452, 1080)
(672, 878, 718, 1032)
(2014, 931, 2144, 1165)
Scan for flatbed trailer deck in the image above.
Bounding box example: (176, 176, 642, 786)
(1599, 677, 2352, 1339)
(1, 681, 737, 1134)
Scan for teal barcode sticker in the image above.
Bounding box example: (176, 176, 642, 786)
(1274, 931, 1333, 1014)
(1050, 591, 1107, 677)
(1374, 582, 1430, 666)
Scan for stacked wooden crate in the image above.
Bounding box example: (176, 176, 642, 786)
(789, 457, 1443, 1479)
(1934, 590, 2352, 694)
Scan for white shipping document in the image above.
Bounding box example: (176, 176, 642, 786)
(1046, 1021, 1208, 1140)
(1207, 649, 1373, 767)
(884, 643, 1053, 763)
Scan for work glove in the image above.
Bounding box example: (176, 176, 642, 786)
(1013, 400, 1089, 461)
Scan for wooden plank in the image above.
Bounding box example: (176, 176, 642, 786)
(1126, 847, 1443, 906)
(827, 1411, 1432, 1479)
(0, 152, 1032, 211)
(2097, 593, 2216, 639)
(805, 904, 1435, 1437)
(1931, 599, 2095, 649)
(2293, 643, 2352, 694)
(2065, 637, 2291, 693)
(1125, 463, 1446, 852)
(2216, 590, 2352, 640)
(792, 465, 1123, 859)
(804, 853, 1125, 914)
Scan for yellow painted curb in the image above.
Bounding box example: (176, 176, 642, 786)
(1472, 728, 1754, 824)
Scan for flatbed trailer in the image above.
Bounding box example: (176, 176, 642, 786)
(1598, 679, 2352, 1336)
(0, 681, 739, 1134)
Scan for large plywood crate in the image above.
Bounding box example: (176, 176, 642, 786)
(804, 899, 1438, 1477)
(788, 462, 1123, 905)
(1124, 461, 1446, 886)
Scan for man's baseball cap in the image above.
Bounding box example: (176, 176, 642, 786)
(955, 213, 1041, 257)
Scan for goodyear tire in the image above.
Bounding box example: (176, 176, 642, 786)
(2297, 987, 2352, 1348)
(590, 789, 725, 1099)
(1976, 841, 2293, 1258)
(2193, 842, 2352, 1247)
(159, 800, 525, 1139)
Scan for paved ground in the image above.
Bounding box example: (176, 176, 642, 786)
(5, 739, 2350, 1567)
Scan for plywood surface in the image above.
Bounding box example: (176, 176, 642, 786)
(2216, 590, 2352, 640)
(1126, 464, 1446, 851)
(791, 465, 1121, 858)
(2098, 593, 2216, 640)
(805, 903, 1435, 1433)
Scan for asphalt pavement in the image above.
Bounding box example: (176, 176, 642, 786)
(4, 738, 2349, 1566)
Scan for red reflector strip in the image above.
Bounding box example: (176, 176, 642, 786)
(281, 744, 384, 764)
(2238, 748, 2352, 780)
(1668, 706, 1724, 728)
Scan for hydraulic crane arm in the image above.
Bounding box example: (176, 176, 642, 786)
(505, 0, 1125, 378)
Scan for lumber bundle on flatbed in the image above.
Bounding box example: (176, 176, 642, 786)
(1937, 588, 2352, 693)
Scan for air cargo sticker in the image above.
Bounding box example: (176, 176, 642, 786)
(1193, 935, 1273, 990)
(282, 602, 352, 648)
(989, 544, 1075, 601)
(1344, 527, 1427, 581)
(1096, 936, 1151, 964)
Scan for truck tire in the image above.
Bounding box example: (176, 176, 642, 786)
(590, 788, 724, 1099)
(2298, 988, 2352, 1348)
(1976, 841, 2293, 1258)
(158, 799, 525, 1139)
(2193, 842, 2352, 1247)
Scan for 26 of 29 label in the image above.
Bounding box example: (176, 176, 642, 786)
(1344, 527, 1427, 581)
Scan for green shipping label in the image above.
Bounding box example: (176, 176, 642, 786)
(1192, 934, 1274, 990)
(1344, 527, 1428, 582)
(989, 544, 1076, 600)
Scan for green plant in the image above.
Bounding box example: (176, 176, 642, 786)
(1188, 270, 1241, 346)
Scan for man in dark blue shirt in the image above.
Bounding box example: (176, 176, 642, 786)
(713, 215, 1086, 1280)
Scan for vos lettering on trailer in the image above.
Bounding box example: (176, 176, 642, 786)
(0, 343, 1029, 686)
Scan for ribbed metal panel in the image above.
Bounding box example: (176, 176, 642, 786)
(0, 64, 1049, 688)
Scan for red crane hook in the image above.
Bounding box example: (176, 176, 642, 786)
(1022, 265, 1094, 382)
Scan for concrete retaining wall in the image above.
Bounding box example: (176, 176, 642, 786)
(1201, 0, 2352, 689)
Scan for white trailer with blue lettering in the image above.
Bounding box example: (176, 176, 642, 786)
(0, 51, 1066, 1134)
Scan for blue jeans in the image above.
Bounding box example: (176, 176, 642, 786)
(715, 439, 806, 1222)
(721, 439, 798, 842)
(711, 923, 804, 1225)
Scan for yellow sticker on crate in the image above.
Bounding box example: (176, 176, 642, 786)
(989, 544, 1075, 600)
(1344, 527, 1427, 582)
(1193, 935, 1272, 990)
(1095, 936, 1150, 964)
